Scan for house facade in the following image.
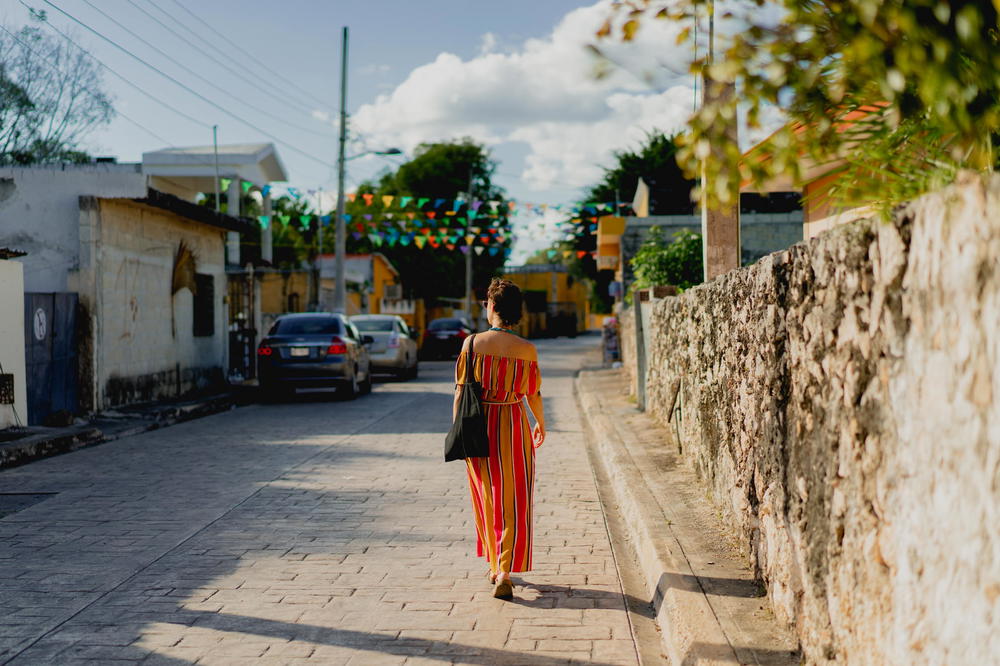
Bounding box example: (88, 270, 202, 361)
(0, 252, 27, 429)
(73, 192, 246, 410)
(0, 163, 256, 420)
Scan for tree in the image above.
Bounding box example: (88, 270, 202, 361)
(554, 131, 696, 313)
(0, 22, 114, 165)
(587, 131, 696, 216)
(339, 139, 512, 301)
(596, 1, 1000, 214)
(630, 227, 703, 296)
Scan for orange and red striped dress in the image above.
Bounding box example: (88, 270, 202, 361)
(456, 351, 541, 575)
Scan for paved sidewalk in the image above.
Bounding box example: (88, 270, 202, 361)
(0, 337, 651, 665)
(577, 368, 799, 665)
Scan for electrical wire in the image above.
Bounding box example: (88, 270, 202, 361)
(76, 0, 331, 138)
(139, 0, 329, 119)
(13, 14, 211, 131)
(35, 0, 334, 168)
(0, 23, 182, 147)
(164, 0, 335, 110)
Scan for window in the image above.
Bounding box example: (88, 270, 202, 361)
(269, 316, 342, 336)
(354, 319, 394, 332)
(287, 292, 300, 312)
(193, 273, 214, 337)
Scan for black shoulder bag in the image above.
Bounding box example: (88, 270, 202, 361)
(445, 334, 490, 461)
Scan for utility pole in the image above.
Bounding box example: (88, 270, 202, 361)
(213, 125, 220, 213)
(333, 26, 350, 313)
(699, 0, 740, 281)
(310, 187, 324, 310)
(464, 166, 474, 319)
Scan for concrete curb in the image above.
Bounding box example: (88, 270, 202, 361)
(0, 393, 239, 471)
(576, 371, 736, 665)
(576, 369, 800, 666)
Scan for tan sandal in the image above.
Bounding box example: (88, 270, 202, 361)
(493, 577, 513, 600)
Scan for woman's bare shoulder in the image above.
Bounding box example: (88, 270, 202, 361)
(514, 337, 538, 360)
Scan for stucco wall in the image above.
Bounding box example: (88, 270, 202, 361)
(0, 165, 146, 292)
(0, 261, 27, 428)
(74, 198, 227, 409)
(636, 174, 999, 664)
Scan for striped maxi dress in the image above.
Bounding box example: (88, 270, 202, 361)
(455, 351, 541, 575)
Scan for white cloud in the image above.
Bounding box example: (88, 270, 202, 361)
(479, 32, 498, 56)
(351, 1, 698, 193)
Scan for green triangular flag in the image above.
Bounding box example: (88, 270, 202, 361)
(279, 215, 291, 227)
(220, 177, 232, 191)
(257, 215, 270, 229)
(241, 181, 253, 194)
(417, 197, 429, 208)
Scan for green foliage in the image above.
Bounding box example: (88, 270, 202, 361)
(585, 131, 696, 215)
(341, 139, 511, 301)
(551, 131, 697, 312)
(630, 227, 703, 294)
(596, 1, 1000, 212)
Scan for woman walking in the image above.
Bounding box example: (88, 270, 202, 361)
(453, 278, 545, 600)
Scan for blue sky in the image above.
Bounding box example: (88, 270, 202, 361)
(1, 0, 708, 260)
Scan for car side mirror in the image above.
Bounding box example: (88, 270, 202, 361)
(362, 335, 374, 346)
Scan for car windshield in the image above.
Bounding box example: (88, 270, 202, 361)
(270, 317, 342, 335)
(353, 319, 394, 332)
(428, 319, 463, 331)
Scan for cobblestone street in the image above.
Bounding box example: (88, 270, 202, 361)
(0, 337, 646, 665)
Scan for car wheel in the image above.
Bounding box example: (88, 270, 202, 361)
(360, 370, 372, 395)
(408, 361, 418, 380)
(342, 369, 359, 400)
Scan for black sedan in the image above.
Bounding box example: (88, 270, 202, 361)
(421, 317, 475, 360)
(257, 313, 373, 399)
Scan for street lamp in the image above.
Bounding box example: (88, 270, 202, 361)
(332, 146, 402, 313)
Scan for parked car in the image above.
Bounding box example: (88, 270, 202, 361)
(351, 314, 419, 379)
(257, 313, 373, 399)
(421, 317, 475, 360)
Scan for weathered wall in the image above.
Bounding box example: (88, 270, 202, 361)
(0, 260, 27, 428)
(637, 173, 999, 664)
(0, 165, 146, 292)
(73, 198, 227, 410)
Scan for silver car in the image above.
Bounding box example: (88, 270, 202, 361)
(351, 314, 419, 379)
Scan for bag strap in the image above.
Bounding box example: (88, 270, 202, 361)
(465, 334, 476, 383)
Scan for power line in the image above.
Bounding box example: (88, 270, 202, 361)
(76, 0, 330, 138)
(125, 0, 320, 119)
(0, 23, 178, 148)
(165, 0, 335, 111)
(139, 0, 328, 119)
(35, 0, 334, 168)
(17, 14, 212, 131)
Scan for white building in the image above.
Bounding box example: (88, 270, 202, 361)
(0, 144, 288, 420)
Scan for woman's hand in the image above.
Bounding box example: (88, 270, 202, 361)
(532, 422, 546, 449)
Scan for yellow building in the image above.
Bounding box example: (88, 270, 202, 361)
(502, 264, 589, 338)
(259, 252, 401, 326)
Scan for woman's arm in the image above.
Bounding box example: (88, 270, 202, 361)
(525, 391, 545, 448)
(452, 336, 473, 422)
(524, 344, 545, 448)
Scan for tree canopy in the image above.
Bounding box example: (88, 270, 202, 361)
(341, 139, 511, 301)
(0, 22, 113, 165)
(597, 0, 1000, 213)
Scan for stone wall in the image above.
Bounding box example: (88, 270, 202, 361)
(634, 174, 999, 664)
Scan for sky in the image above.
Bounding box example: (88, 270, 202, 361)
(0, 0, 719, 262)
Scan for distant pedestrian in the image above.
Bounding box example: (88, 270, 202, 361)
(453, 278, 545, 600)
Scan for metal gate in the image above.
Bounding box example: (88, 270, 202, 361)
(24, 293, 78, 425)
